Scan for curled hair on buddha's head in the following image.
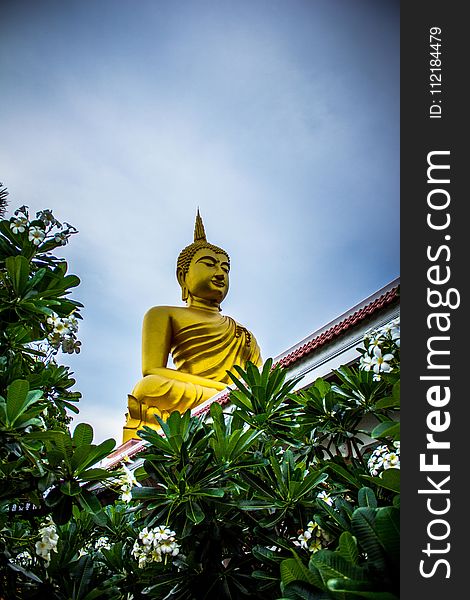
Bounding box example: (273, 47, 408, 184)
(176, 209, 230, 277)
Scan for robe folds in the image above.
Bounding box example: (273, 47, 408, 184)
(171, 314, 262, 384)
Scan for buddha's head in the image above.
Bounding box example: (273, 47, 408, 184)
(176, 211, 230, 307)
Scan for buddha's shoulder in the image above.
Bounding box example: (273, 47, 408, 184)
(144, 305, 182, 320)
(144, 305, 211, 320)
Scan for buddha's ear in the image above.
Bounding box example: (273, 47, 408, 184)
(177, 268, 188, 302)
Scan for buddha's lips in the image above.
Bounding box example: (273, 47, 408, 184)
(211, 279, 226, 288)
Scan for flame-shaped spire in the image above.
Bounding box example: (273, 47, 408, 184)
(194, 208, 207, 243)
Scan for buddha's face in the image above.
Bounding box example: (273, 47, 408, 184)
(180, 248, 230, 304)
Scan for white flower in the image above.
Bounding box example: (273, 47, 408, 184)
(118, 463, 141, 502)
(317, 490, 333, 506)
(159, 539, 179, 555)
(367, 336, 383, 353)
(95, 536, 111, 550)
(139, 528, 155, 546)
(61, 337, 81, 354)
(35, 519, 59, 564)
(368, 444, 400, 475)
(122, 465, 138, 487)
(294, 520, 329, 554)
(55, 320, 69, 334)
(153, 525, 173, 541)
(10, 216, 28, 234)
(134, 525, 181, 568)
(35, 540, 51, 559)
(384, 452, 400, 469)
(151, 548, 163, 562)
(138, 554, 148, 568)
(14, 551, 32, 566)
(65, 315, 79, 332)
(36, 209, 55, 226)
(297, 530, 312, 549)
(359, 353, 374, 372)
(28, 226, 46, 245)
(371, 347, 394, 374)
(54, 232, 68, 245)
(121, 490, 132, 503)
(309, 538, 322, 553)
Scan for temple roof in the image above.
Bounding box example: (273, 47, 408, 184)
(276, 279, 399, 369)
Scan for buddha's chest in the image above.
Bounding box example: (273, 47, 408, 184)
(170, 307, 224, 334)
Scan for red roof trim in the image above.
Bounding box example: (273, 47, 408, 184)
(105, 439, 147, 468)
(276, 286, 399, 369)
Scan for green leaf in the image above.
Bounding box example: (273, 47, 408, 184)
(23, 267, 47, 294)
(79, 468, 114, 482)
(71, 444, 95, 472)
(327, 579, 398, 599)
(186, 500, 205, 524)
(130, 486, 161, 500)
(72, 555, 94, 600)
(6, 379, 29, 420)
(325, 461, 363, 489)
(358, 487, 377, 508)
(297, 470, 329, 499)
(73, 438, 116, 474)
(6, 380, 42, 425)
(280, 582, 323, 600)
(7, 561, 44, 583)
(309, 550, 365, 587)
(78, 489, 102, 514)
(375, 396, 400, 410)
(361, 468, 400, 493)
(238, 499, 274, 510)
(376, 506, 400, 565)
(338, 531, 359, 565)
(351, 508, 384, 568)
(6, 255, 30, 294)
(392, 381, 400, 402)
(281, 554, 323, 590)
(73, 423, 94, 446)
(252, 545, 282, 564)
(251, 570, 279, 581)
(51, 495, 73, 525)
(60, 480, 81, 496)
(371, 421, 400, 440)
(195, 488, 225, 498)
(317, 497, 350, 530)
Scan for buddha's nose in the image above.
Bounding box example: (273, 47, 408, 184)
(214, 272, 225, 281)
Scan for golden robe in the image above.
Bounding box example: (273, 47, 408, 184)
(123, 314, 261, 440)
(171, 315, 261, 383)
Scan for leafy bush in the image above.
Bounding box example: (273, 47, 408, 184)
(0, 205, 118, 597)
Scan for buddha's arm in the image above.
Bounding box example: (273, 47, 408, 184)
(141, 306, 173, 375)
(141, 307, 226, 391)
(141, 367, 227, 391)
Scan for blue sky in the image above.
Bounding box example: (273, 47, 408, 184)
(1, 0, 399, 444)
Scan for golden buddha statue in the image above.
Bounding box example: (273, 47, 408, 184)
(122, 210, 262, 442)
